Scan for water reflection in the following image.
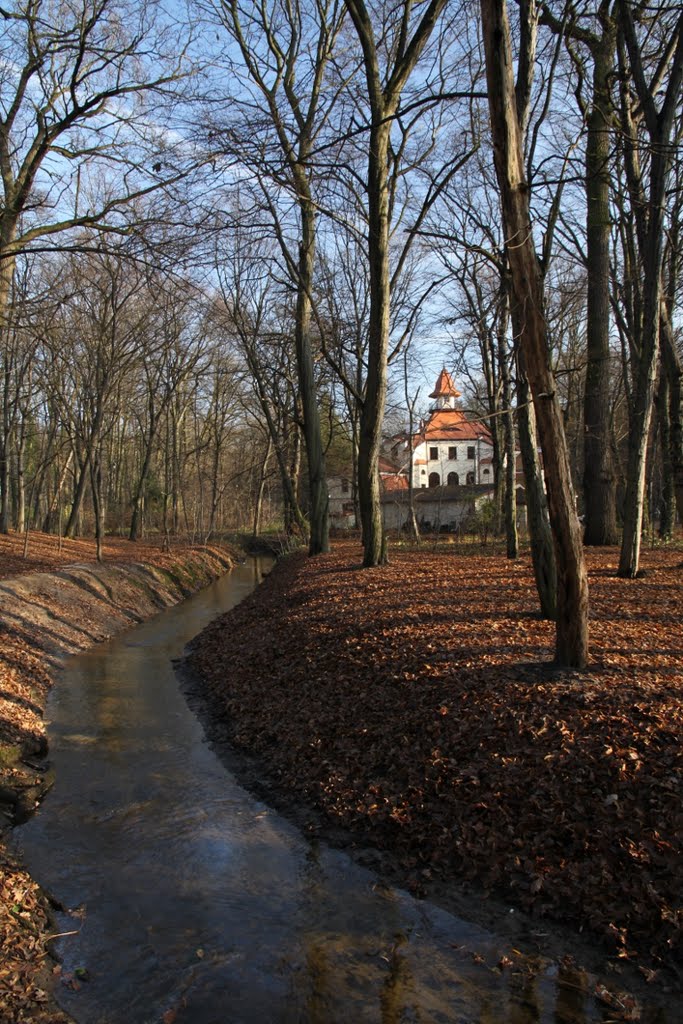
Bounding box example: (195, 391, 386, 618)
(11, 560, 665, 1023)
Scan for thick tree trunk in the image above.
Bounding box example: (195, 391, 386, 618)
(481, 0, 588, 667)
(516, 346, 557, 620)
(358, 122, 391, 567)
(296, 204, 329, 555)
(660, 305, 683, 527)
(583, 29, 619, 545)
(65, 450, 93, 538)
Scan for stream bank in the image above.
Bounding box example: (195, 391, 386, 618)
(0, 539, 235, 1023)
(185, 541, 683, 1020)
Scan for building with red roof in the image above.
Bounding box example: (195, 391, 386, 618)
(395, 369, 495, 490)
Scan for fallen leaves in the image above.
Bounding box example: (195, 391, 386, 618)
(0, 530, 236, 1024)
(189, 541, 683, 975)
(0, 849, 72, 1023)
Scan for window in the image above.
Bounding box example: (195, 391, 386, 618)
(483, 468, 490, 477)
(428, 472, 440, 488)
(467, 446, 476, 460)
(448, 446, 457, 461)
(429, 446, 439, 461)
(341, 477, 349, 494)
(447, 472, 459, 486)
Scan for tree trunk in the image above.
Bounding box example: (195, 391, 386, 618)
(129, 416, 158, 542)
(296, 204, 329, 555)
(0, 357, 11, 535)
(404, 369, 421, 543)
(43, 449, 72, 534)
(516, 346, 557, 620)
(657, 373, 675, 539)
(90, 452, 104, 563)
(617, 3, 683, 577)
(583, 28, 619, 545)
(358, 121, 391, 567)
(481, 0, 588, 667)
(498, 292, 518, 557)
(65, 451, 93, 538)
(660, 305, 683, 527)
(15, 428, 26, 534)
(253, 436, 272, 540)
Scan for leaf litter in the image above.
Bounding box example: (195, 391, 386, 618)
(187, 541, 682, 996)
(1, 532, 681, 1022)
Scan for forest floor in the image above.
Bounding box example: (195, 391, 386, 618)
(0, 531, 235, 1024)
(185, 538, 682, 1020)
(1, 532, 681, 1023)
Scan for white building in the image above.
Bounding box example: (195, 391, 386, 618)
(394, 369, 495, 489)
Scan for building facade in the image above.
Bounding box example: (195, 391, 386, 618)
(394, 369, 495, 489)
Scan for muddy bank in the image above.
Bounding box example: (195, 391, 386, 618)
(0, 543, 235, 1024)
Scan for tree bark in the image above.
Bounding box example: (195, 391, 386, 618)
(498, 292, 518, 558)
(0, 244, 16, 534)
(617, 2, 683, 576)
(660, 306, 683, 525)
(296, 205, 329, 555)
(583, 21, 619, 545)
(516, 340, 557, 620)
(344, 0, 449, 567)
(358, 119, 391, 566)
(481, 0, 588, 667)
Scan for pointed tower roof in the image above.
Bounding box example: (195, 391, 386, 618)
(429, 368, 460, 400)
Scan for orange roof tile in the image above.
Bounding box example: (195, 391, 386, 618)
(420, 409, 492, 443)
(429, 368, 461, 399)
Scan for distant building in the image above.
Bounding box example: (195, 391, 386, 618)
(381, 483, 495, 534)
(328, 457, 409, 530)
(392, 369, 495, 489)
(329, 370, 501, 532)
(327, 474, 356, 530)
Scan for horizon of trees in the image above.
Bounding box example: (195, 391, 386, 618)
(1, 0, 682, 666)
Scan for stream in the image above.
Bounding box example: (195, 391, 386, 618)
(11, 559, 665, 1023)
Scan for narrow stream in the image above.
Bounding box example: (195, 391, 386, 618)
(11, 560, 661, 1023)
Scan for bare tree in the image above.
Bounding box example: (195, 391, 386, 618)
(342, 0, 464, 566)
(0, 0, 194, 328)
(205, 0, 349, 555)
(615, 1, 683, 577)
(480, 0, 588, 667)
(540, 1, 620, 545)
